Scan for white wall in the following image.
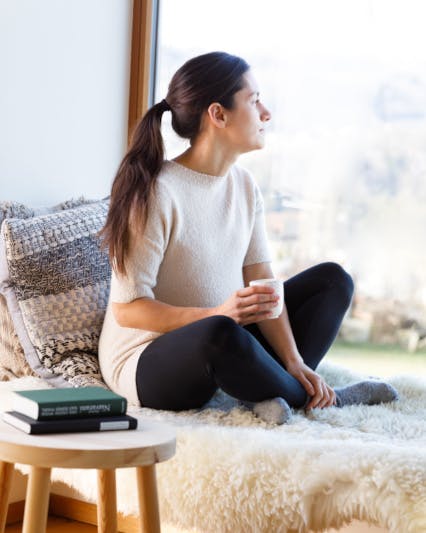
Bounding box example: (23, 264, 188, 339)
(0, 0, 132, 206)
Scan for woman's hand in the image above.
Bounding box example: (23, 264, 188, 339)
(214, 286, 280, 326)
(285, 360, 336, 410)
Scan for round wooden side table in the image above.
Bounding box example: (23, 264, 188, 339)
(0, 416, 176, 533)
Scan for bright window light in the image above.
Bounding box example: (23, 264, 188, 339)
(155, 0, 426, 364)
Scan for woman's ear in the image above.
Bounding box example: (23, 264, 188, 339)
(206, 103, 227, 128)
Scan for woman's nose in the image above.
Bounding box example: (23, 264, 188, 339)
(260, 104, 271, 122)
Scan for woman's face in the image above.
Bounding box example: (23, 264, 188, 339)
(224, 70, 271, 154)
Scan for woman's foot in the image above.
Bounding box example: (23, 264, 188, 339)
(243, 397, 292, 425)
(335, 381, 399, 407)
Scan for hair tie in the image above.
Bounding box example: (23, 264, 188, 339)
(159, 99, 171, 112)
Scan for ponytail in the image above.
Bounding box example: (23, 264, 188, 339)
(99, 100, 169, 275)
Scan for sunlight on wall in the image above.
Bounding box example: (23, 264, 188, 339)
(0, 0, 132, 205)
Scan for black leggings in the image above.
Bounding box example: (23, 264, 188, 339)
(136, 262, 354, 410)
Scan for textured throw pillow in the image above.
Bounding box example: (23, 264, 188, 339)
(0, 299, 35, 380)
(0, 198, 95, 380)
(0, 200, 110, 387)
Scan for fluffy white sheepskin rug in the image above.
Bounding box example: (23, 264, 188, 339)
(1, 362, 425, 533)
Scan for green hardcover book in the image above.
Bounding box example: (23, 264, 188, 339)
(12, 387, 127, 420)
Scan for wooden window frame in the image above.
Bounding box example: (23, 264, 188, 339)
(128, 0, 159, 145)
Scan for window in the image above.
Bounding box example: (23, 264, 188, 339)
(154, 0, 426, 375)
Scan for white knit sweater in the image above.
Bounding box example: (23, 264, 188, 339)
(98, 160, 271, 404)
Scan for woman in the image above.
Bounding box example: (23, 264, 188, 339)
(99, 52, 397, 424)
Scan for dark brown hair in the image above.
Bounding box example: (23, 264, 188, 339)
(99, 51, 250, 274)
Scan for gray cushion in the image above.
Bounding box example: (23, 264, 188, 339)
(0, 296, 34, 380)
(0, 200, 110, 387)
(0, 198, 96, 381)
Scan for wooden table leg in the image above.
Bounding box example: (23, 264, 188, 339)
(97, 469, 117, 533)
(22, 466, 51, 533)
(0, 461, 15, 533)
(136, 465, 161, 533)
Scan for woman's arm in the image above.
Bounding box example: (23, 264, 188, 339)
(242, 262, 336, 409)
(112, 283, 278, 333)
(112, 298, 214, 333)
(243, 262, 303, 366)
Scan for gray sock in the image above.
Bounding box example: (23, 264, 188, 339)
(335, 381, 399, 407)
(242, 397, 292, 425)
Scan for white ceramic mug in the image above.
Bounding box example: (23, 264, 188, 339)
(249, 278, 284, 319)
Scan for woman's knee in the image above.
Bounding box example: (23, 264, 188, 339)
(317, 261, 354, 306)
(196, 315, 258, 362)
(194, 315, 241, 347)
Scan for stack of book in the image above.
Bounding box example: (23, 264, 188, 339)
(2, 386, 138, 434)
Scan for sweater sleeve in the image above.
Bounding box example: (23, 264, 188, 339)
(243, 181, 272, 267)
(109, 191, 171, 304)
